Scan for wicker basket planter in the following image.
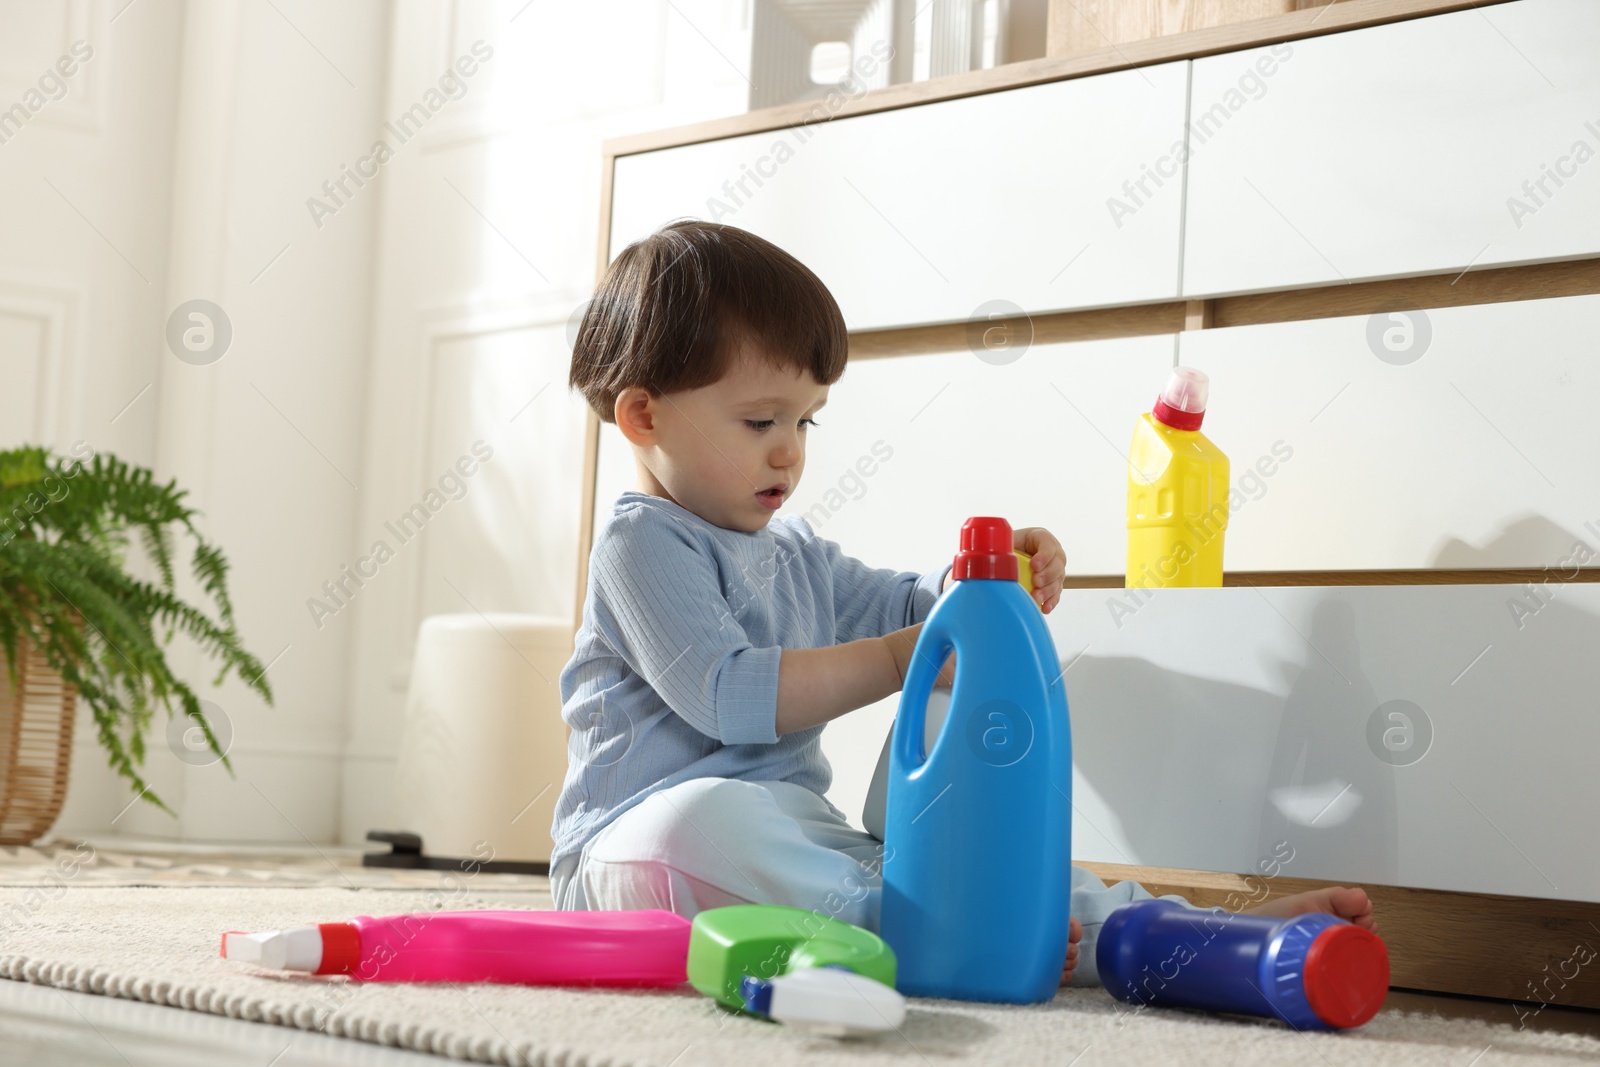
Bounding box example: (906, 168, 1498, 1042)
(0, 635, 76, 845)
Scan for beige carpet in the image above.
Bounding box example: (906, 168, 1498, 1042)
(2, 842, 1599, 1066)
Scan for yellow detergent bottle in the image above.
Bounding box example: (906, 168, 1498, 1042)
(1126, 367, 1229, 588)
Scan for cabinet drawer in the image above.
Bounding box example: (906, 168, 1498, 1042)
(1060, 582, 1600, 902)
(609, 63, 1189, 331)
(1177, 293, 1598, 572)
(1183, 0, 1600, 297)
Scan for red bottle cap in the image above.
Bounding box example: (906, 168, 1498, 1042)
(1151, 367, 1209, 431)
(314, 921, 363, 976)
(1302, 923, 1390, 1028)
(1152, 396, 1204, 430)
(952, 517, 1017, 581)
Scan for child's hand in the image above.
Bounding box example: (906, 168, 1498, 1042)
(1014, 526, 1064, 613)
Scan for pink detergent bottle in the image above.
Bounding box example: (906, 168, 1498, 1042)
(222, 909, 691, 986)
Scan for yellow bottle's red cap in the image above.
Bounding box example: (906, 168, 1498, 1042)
(1152, 367, 1209, 430)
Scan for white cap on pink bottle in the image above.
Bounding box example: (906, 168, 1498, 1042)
(222, 926, 324, 972)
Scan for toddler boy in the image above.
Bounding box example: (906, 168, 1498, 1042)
(551, 220, 1374, 986)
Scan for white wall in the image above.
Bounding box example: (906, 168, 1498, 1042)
(2, 0, 184, 826)
(6, 0, 389, 844)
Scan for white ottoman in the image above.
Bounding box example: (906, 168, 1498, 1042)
(392, 614, 571, 866)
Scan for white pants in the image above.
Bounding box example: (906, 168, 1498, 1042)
(549, 777, 1194, 987)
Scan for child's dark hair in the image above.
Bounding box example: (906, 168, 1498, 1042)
(569, 220, 849, 423)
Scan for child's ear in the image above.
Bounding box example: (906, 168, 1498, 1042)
(614, 387, 659, 447)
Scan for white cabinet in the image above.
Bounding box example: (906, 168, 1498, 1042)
(1182, 0, 1600, 297)
(609, 63, 1190, 332)
(1177, 293, 1600, 572)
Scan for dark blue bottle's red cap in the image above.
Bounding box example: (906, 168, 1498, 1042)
(1303, 923, 1389, 1028)
(953, 517, 1017, 581)
(1268, 914, 1389, 1029)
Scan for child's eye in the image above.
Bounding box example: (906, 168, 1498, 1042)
(745, 419, 820, 431)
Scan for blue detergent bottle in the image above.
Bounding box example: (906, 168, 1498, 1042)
(880, 516, 1071, 1004)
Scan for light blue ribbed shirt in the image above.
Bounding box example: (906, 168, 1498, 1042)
(549, 490, 952, 873)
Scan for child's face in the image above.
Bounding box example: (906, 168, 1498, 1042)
(623, 341, 829, 533)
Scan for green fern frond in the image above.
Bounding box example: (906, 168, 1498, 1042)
(0, 445, 272, 817)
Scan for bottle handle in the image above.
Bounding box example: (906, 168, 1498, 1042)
(894, 616, 952, 772)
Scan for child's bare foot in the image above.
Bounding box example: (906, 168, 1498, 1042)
(1059, 917, 1083, 986)
(1247, 886, 1377, 932)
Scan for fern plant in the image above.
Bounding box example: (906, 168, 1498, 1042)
(0, 444, 272, 816)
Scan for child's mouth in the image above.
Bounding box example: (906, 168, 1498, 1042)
(756, 486, 786, 509)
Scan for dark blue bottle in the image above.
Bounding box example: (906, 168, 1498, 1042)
(880, 517, 1071, 1004)
(1097, 900, 1390, 1029)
